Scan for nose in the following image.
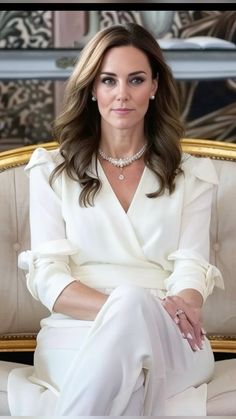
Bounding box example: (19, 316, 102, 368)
(117, 81, 130, 102)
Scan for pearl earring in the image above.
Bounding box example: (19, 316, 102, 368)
(150, 95, 155, 100)
(92, 96, 97, 102)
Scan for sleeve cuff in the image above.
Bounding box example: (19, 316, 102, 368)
(165, 249, 224, 301)
(18, 239, 79, 311)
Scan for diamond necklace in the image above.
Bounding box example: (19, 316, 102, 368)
(98, 143, 147, 181)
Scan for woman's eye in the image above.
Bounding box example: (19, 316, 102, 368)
(101, 77, 116, 86)
(130, 77, 144, 85)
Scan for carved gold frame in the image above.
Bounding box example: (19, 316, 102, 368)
(0, 139, 236, 353)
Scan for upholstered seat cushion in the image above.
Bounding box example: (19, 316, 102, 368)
(0, 359, 235, 415)
(0, 361, 29, 415)
(207, 358, 236, 415)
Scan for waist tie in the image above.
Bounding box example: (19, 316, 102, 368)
(71, 263, 170, 291)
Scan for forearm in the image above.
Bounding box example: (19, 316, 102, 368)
(53, 280, 109, 320)
(177, 288, 203, 308)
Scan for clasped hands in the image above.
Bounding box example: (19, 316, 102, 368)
(161, 295, 206, 352)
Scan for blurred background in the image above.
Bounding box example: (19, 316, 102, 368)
(0, 10, 236, 151)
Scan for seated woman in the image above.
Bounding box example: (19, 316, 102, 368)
(9, 22, 224, 416)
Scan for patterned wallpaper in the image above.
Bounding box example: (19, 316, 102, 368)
(0, 11, 52, 48)
(0, 10, 235, 150)
(0, 11, 53, 149)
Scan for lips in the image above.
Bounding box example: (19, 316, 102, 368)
(112, 108, 134, 114)
(113, 108, 132, 111)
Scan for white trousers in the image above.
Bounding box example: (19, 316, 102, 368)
(9, 285, 215, 416)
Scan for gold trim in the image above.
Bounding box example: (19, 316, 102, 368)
(0, 141, 58, 171)
(0, 335, 37, 352)
(0, 334, 235, 354)
(181, 138, 236, 161)
(209, 336, 236, 353)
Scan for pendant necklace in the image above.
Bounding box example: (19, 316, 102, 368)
(99, 143, 147, 181)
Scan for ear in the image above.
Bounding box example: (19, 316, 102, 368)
(151, 77, 158, 97)
(92, 81, 97, 98)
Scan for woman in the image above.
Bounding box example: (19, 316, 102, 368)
(9, 23, 224, 416)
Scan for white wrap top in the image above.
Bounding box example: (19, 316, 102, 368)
(19, 148, 224, 318)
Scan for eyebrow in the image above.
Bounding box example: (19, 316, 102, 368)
(100, 71, 147, 76)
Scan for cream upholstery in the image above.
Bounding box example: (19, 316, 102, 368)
(0, 139, 235, 415)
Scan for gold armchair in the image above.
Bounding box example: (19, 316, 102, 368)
(0, 139, 235, 415)
(0, 138, 235, 353)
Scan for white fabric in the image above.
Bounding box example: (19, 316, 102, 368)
(207, 359, 236, 415)
(0, 361, 29, 416)
(9, 147, 224, 415)
(4, 358, 236, 416)
(18, 148, 223, 312)
(9, 286, 215, 416)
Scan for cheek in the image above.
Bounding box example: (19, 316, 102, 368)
(96, 92, 111, 111)
(136, 87, 152, 102)
(136, 92, 151, 111)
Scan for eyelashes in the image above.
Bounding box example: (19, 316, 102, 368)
(100, 77, 115, 86)
(130, 77, 145, 85)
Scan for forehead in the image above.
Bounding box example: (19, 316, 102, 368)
(100, 45, 151, 72)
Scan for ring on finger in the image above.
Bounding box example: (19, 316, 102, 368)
(174, 308, 186, 324)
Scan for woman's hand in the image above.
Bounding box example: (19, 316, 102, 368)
(161, 295, 206, 352)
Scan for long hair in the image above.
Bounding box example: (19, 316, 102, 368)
(51, 23, 185, 206)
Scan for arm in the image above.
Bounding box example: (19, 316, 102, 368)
(24, 148, 108, 319)
(53, 280, 108, 320)
(162, 158, 222, 350)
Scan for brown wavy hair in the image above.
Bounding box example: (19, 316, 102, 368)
(51, 23, 184, 206)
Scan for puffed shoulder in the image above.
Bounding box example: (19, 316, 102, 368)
(24, 147, 64, 172)
(181, 154, 219, 186)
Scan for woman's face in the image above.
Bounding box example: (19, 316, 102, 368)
(93, 45, 157, 132)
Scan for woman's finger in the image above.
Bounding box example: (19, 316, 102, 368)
(161, 296, 204, 351)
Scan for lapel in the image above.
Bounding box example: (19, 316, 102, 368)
(95, 159, 149, 263)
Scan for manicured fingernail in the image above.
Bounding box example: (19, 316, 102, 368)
(187, 332, 193, 340)
(194, 345, 201, 351)
(182, 332, 186, 338)
(174, 317, 179, 324)
(201, 327, 206, 335)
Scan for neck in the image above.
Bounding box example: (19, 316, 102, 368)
(100, 122, 146, 158)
